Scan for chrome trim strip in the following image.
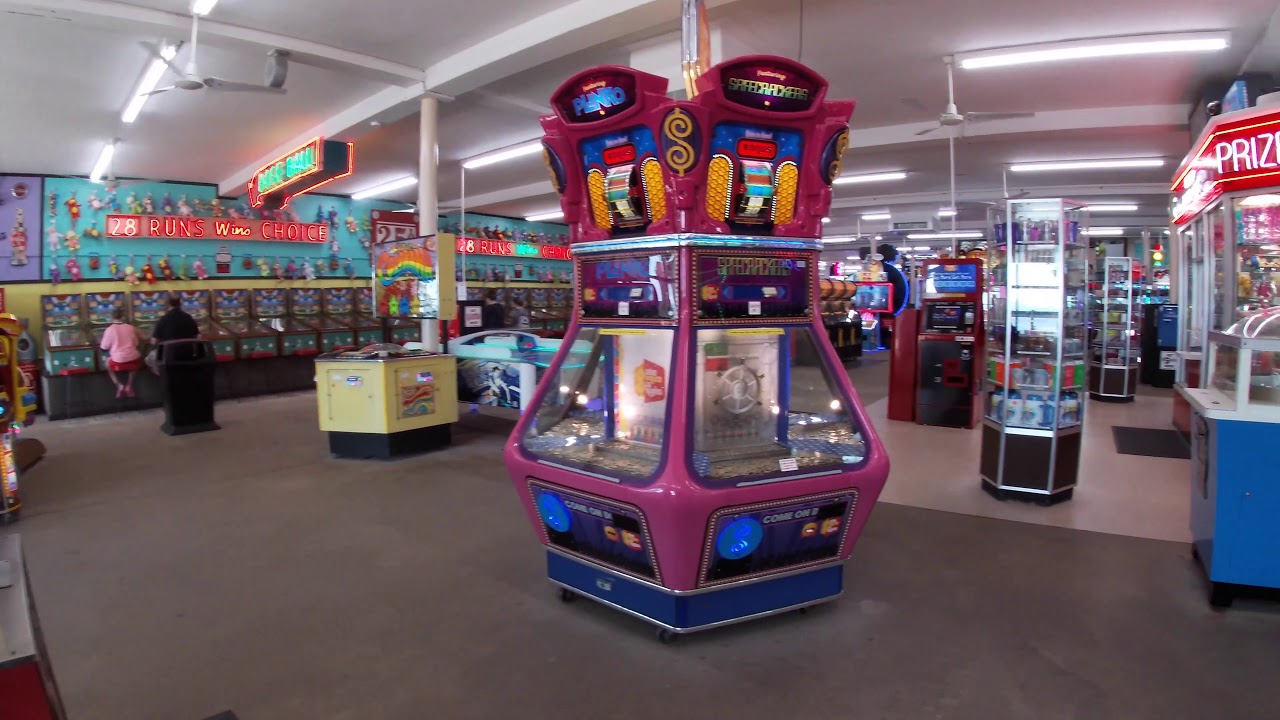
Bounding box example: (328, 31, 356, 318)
(734, 469, 842, 487)
(535, 460, 622, 483)
(574, 233, 823, 254)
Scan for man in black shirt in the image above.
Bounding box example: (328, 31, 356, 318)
(480, 289, 507, 331)
(151, 295, 200, 364)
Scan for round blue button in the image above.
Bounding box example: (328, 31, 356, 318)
(536, 492, 571, 533)
(716, 518, 764, 560)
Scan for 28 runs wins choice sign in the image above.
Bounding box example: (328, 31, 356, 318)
(105, 215, 331, 243)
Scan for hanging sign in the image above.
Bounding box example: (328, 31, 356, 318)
(105, 215, 329, 243)
(371, 209, 418, 244)
(1171, 106, 1280, 224)
(455, 237, 571, 260)
(248, 137, 355, 208)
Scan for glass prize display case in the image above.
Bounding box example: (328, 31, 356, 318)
(1089, 256, 1139, 401)
(982, 199, 1089, 504)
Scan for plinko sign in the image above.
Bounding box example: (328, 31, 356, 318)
(105, 215, 329, 243)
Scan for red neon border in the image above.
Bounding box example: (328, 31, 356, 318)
(247, 139, 355, 208)
(252, 137, 323, 202)
(1171, 115, 1280, 191)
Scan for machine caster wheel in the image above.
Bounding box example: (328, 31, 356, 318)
(558, 588, 578, 603)
(1035, 496, 1054, 507)
(796, 606, 810, 616)
(995, 490, 1010, 502)
(656, 629, 679, 645)
(1209, 583, 1235, 609)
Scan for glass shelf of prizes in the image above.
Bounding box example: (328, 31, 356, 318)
(981, 199, 1089, 505)
(1089, 256, 1140, 402)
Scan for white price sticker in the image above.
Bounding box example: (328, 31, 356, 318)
(748, 300, 762, 316)
(779, 457, 799, 472)
(618, 301, 630, 316)
(1160, 351, 1178, 371)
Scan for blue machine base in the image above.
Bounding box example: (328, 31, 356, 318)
(545, 551, 843, 634)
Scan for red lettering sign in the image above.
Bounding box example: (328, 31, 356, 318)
(105, 214, 327, 243)
(737, 138, 778, 160)
(603, 144, 637, 165)
(1172, 106, 1280, 224)
(454, 237, 571, 261)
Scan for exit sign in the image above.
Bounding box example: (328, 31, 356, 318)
(248, 137, 355, 208)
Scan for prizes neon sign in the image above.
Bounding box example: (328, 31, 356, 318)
(1171, 109, 1280, 224)
(248, 137, 355, 208)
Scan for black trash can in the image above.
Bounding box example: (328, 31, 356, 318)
(159, 339, 220, 436)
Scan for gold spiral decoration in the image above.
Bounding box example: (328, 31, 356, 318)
(705, 154, 733, 221)
(828, 128, 850, 182)
(586, 169, 612, 229)
(663, 109, 696, 176)
(541, 146, 561, 193)
(772, 161, 798, 224)
(641, 157, 667, 221)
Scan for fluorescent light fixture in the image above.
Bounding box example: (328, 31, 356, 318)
(121, 43, 177, 124)
(1238, 194, 1280, 208)
(833, 171, 907, 186)
(906, 231, 983, 239)
(861, 212, 892, 221)
(525, 210, 564, 222)
(874, 235, 883, 241)
(956, 32, 1229, 70)
(821, 217, 831, 224)
(90, 141, 116, 183)
(351, 176, 418, 200)
(1085, 204, 1139, 212)
(937, 208, 957, 217)
(1083, 227, 1126, 236)
(190, 0, 218, 16)
(823, 236, 857, 244)
(912, 245, 932, 251)
(461, 141, 542, 169)
(1009, 158, 1164, 173)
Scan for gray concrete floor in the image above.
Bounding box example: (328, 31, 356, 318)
(5, 391, 1280, 720)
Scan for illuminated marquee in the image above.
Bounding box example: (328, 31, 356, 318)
(574, 85, 629, 116)
(248, 137, 355, 208)
(716, 256, 797, 276)
(726, 78, 810, 101)
(105, 214, 329, 243)
(455, 237, 571, 260)
(1171, 107, 1280, 224)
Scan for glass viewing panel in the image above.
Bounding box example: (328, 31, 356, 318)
(1210, 203, 1229, 331)
(523, 327, 675, 483)
(579, 253, 678, 320)
(1211, 306, 1280, 406)
(692, 327, 865, 482)
(1180, 224, 1206, 360)
(1234, 194, 1280, 321)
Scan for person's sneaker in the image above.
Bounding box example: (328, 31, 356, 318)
(125, 386, 135, 398)
(115, 385, 125, 399)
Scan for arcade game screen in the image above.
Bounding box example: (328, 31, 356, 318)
(852, 284, 892, 313)
(522, 328, 674, 483)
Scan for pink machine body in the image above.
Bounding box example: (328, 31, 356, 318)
(503, 56, 889, 638)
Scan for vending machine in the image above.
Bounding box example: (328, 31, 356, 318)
(915, 259, 984, 428)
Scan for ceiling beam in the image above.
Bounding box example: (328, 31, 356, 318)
(2, 0, 425, 84)
(852, 105, 1191, 148)
(443, 182, 556, 211)
(829, 184, 1171, 210)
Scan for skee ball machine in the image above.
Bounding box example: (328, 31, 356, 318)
(504, 57, 889, 640)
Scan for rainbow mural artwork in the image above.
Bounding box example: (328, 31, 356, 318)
(373, 235, 439, 318)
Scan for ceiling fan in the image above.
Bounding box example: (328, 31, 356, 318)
(139, 11, 288, 96)
(914, 56, 1034, 137)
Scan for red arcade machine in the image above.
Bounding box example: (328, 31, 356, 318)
(504, 56, 889, 640)
(887, 258, 984, 427)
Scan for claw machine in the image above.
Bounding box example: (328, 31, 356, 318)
(1170, 102, 1280, 435)
(981, 199, 1089, 505)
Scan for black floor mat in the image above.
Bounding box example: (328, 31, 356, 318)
(1112, 426, 1191, 459)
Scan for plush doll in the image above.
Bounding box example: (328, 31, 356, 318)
(106, 191, 120, 212)
(242, 255, 254, 270)
(109, 256, 120, 279)
(302, 261, 316, 281)
(159, 257, 175, 280)
(177, 196, 193, 217)
(258, 258, 271, 277)
(209, 198, 223, 218)
(126, 193, 142, 215)
(192, 258, 208, 280)
(49, 262, 61, 284)
(327, 206, 339, 228)
(64, 193, 81, 230)
(87, 191, 105, 213)
(66, 258, 82, 281)
(315, 206, 326, 224)
(273, 261, 285, 280)
(83, 221, 100, 240)
(125, 265, 139, 285)
(45, 226, 62, 253)
(343, 259, 355, 278)
(284, 259, 299, 279)
(63, 231, 80, 253)
(161, 193, 174, 215)
(88, 253, 101, 271)
(48, 192, 58, 218)
(142, 193, 155, 214)
(346, 215, 358, 233)
(141, 260, 157, 285)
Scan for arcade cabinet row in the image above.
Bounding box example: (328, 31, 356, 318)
(456, 285, 573, 338)
(39, 286, 401, 419)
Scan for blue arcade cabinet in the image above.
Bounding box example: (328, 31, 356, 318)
(1181, 307, 1280, 607)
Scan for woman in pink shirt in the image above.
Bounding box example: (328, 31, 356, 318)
(99, 308, 143, 398)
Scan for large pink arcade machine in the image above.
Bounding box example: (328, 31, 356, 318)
(502, 56, 890, 640)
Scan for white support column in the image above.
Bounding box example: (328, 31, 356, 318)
(419, 97, 441, 351)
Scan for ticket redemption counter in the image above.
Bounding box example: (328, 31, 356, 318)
(1183, 307, 1280, 607)
(1170, 104, 1280, 437)
(505, 59, 889, 640)
(315, 346, 458, 458)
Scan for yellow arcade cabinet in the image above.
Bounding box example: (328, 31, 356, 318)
(0, 313, 41, 521)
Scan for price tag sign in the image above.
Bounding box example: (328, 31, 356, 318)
(748, 301, 762, 316)
(618, 301, 631, 316)
(1160, 351, 1178, 371)
(778, 457, 799, 472)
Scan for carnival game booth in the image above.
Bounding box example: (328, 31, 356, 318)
(1170, 102, 1280, 437)
(504, 58, 889, 640)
